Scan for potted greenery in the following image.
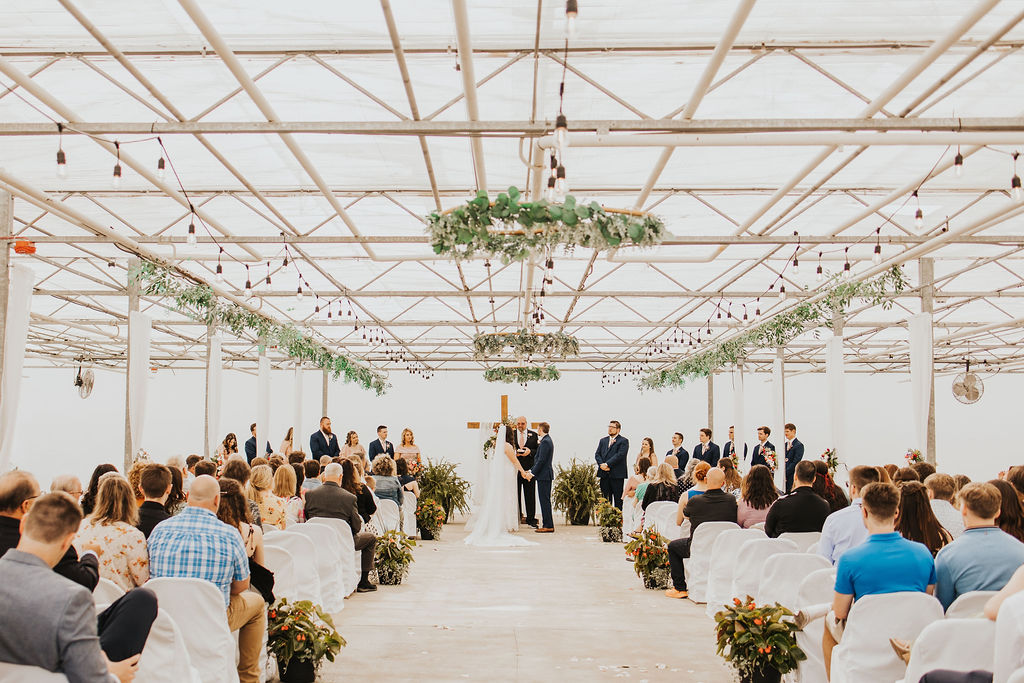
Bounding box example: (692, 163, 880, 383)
(551, 458, 600, 525)
(419, 459, 472, 522)
(624, 527, 671, 588)
(714, 596, 806, 683)
(416, 497, 446, 540)
(373, 530, 417, 585)
(595, 498, 623, 542)
(267, 598, 345, 683)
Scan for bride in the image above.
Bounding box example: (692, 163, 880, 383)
(465, 424, 537, 547)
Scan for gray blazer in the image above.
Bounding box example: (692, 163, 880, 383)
(303, 481, 363, 537)
(0, 550, 112, 681)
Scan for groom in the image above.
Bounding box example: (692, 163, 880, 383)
(532, 422, 554, 533)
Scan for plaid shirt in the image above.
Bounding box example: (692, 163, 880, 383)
(147, 505, 249, 606)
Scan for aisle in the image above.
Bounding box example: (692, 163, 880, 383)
(321, 522, 732, 682)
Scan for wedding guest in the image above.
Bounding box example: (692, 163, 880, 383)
(677, 458, 699, 497)
(687, 462, 712, 500)
(737, 465, 779, 529)
(221, 457, 262, 527)
(310, 416, 341, 460)
(75, 475, 149, 592)
(216, 432, 239, 461)
(268, 454, 286, 473)
(273, 465, 304, 526)
(765, 460, 831, 537)
(896, 481, 952, 557)
(304, 463, 377, 593)
(719, 457, 742, 497)
(372, 455, 404, 507)
(951, 474, 972, 507)
(290, 463, 305, 497)
(126, 460, 148, 506)
(165, 455, 188, 493)
(185, 454, 202, 491)
(911, 461, 937, 482)
(636, 437, 658, 468)
(782, 423, 805, 493)
(595, 420, 629, 509)
(641, 463, 680, 509)
(924, 473, 965, 539)
(319, 455, 333, 469)
(723, 425, 746, 463)
(148, 475, 265, 683)
(624, 456, 653, 508)
(288, 452, 305, 466)
(813, 460, 850, 513)
(666, 432, 689, 472)
(989, 478, 1024, 542)
(343, 459, 377, 523)
(341, 430, 368, 467)
(665, 468, 737, 599)
(50, 474, 83, 501)
(934, 482, 1024, 610)
(634, 466, 657, 515)
(693, 428, 720, 467)
(750, 426, 774, 469)
(881, 463, 899, 481)
(0, 492, 156, 682)
(302, 460, 322, 493)
(280, 427, 295, 457)
(818, 465, 880, 565)
(248, 464, 287, 530)
(244, 423, 273, 464)
(396, 458, 420, 498)
(194, 460, 217, 478)
(217, 479, 264, 565)
(894, 467, 921, 487)
(368, 425, 395, 461)
(1006, 466, 1024, 504)
(664, 454, 683, 481)
(395, 427, 422, 468)
(136, 464, 172, 538)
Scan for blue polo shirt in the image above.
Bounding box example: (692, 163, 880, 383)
(935, 526, 1024, 610)
(835, 532, 936, 601)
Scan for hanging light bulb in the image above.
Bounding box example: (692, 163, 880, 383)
(1013, 174, 1023, 202)
(186, 221, 197, 247)
(296, 283, 303, 300)
(244, 270, 253, 299)
(873, 244, 882, 265)
(816, 264, 824, 282)
(56, 148, 67, 178)
(915, 207, 924, 230)
(754, 302, 761, 320)
(742, 306, 749, 325)
(555, 113, 569, 151)
(565, 0, 578, 38)
(545, 176, 556, 202)
(954, 151, 963, 178)
(792, 257, 799, 274)
(156, 156, 166, 181)
(779, 284, 787, 300)
(555, 164, 567, 195)
(843, 260, 852, 279)
(215, 262, 224, 284)
(112, 163, 122, 189)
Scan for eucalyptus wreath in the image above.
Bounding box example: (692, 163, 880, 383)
(639, 265, 909, 391)
(482, 365, 561, 384)
(472, 329, 580, 360)
(427, 186, 664, 262)
(130, 262, 390, 395)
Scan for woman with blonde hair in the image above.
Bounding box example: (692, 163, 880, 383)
(719, 457, 742, 496)
(341, 430, 368, 469)
(395, 427, 422, 468)
(273, 464, 303, 526)
(641, 462, 680, 509)
(74, 474, 149, 591)
(248, 464, 287, 529)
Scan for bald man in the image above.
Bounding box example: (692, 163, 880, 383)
(509, 416, 540, 526)
(665, 468, 738, 599)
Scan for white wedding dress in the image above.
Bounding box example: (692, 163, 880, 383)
(465, 426, 536, 547)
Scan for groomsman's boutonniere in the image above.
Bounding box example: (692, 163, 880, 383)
(762, 448, 777, 471)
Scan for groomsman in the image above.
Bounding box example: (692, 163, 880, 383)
(595, 420, 629, 509)
(693, 428, 720, 467)
(666, 432, 689, 472)
(310, 417, 340, 460)
(783, 423, 805, 493)
(750, 426, 775, 468)
(368, 425, 395, 460)
(245, 422, 273, 463)
(723, 425, 747, 462)
(532, 422, 555, 533)
(509, 416, 539, 527)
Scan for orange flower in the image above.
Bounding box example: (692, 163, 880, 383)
(281, 625, 289, 631)
(753, 618, 762, 626)
(269, 611, 277, 619)
(758, 647, 764, 654)
(765, 646, 772, 653)
(733, 598, 742, 605)
(748, 602, 756, 609)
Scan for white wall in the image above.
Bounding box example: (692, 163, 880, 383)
(9, 364, 1019, 489)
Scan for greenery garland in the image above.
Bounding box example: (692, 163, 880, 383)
(482, 365, 561, 384)
(427, 186, 665, 262)
(130, 262, 390, 395)
(482, 415, 516, 459)
(639, 265, 909, 392)
(472, 329, 580, 360)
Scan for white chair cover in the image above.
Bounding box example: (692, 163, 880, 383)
(261, 545, 300, 602)
(372, 499, 401, 533)
(144, 577, 240, 683)
(307, 518, 359, 595)
(792, 568, 838, 683)
(643, 501, 677, 534)
(730, 538, 799, 601)
(830, 592, 944, 683)
(704, 528, 767, 618)
(0, 664, 68, 682)
(994, 593, 1024, 683)
(684, 521, 740, 604)
(778, 531, 822, 553)
(902, 618, 996, 683)
(946, 590, 999, 619)
(1008, 670, 1024, 683)
(402, 494, 417, 537)
(262, 531, 324, 607)
(621, 499, 637, 535)
(137, 607, 203, 683)
(751, 522, 766, 531)
(287, 524, 346, 613)
(757, 552, 832, 610)
(92, 577, 125, 606)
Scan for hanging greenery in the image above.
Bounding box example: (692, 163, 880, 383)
(472, 329, 580, 360)
(483, 365, 561, 384)
(427, 186, 665, 262)
(130, 262, 390, 396)
(639, 265, 909, 392)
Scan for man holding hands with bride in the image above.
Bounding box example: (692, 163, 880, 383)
(531, 423, 554, 533)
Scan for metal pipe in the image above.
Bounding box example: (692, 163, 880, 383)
(451, 0, 488, 192)
(541, 131, 1024, 147)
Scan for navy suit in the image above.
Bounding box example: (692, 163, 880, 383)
(309, 430, 340, 460)
(595, 435, 629, 509)
(532, 434, 555, 529)
(751, 440, 776, 468)
(783, 437, 805, 492)
(367, 439, 395, 461)
(244, 436, 272, 463)
(665, 447, 689, 472)
(693, 441, 720, 467)
(723, 440, 747, 462)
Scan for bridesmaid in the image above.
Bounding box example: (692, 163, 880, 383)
(279, 427, 295, 457)
(636, 437, 658, 469)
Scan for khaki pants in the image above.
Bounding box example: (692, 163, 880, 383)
(227, 590, 266, 683)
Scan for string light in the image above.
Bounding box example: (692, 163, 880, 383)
(842, 248, 852, 280)
(555, 113, 568, 153)
(913, 190, 923, 230)
(265, 261, 271, 286)
(555, 164, 567, 195)
(112, 141, 122, 189)
(1013, 152, 1022, 202)
(565, 0, 578, 38)
(778, 284, 787, 300)
(754, 299, 761, 320)
(243, 265, 252, 299)
(296, 283, 303, 300)
(792, 257, 799, 274)
(545, 176, 556, 202)
(954, 148, 963, 178)
(186, 218, 197, 247)
(873, 229, 882, 265)
(55, 123, 67, 178)
(215, 247, 225, 284)
(156, 156, 166, 182)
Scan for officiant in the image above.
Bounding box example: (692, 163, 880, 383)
(509, 416, 540, 528)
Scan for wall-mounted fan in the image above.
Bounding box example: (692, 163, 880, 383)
(74, 366, 95, 399)
(952, 360, 983, 405)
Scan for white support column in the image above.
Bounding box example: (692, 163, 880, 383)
(203, 322, 215, 458)
(322, 368, 328, 418)
(0, 190, 11, 394)
(707, 373, 714, 433)
(920, 258, 937, 464)
(124, 258, 140, 471)
(772, 347, 786, 492)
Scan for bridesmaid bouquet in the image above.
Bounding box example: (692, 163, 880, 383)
(905, 448, 923, 465)
(762, 448, 777, 471)
(820, 448, 839, 475)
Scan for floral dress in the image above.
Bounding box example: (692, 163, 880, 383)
(259, 494, 288, 530)
(75, 519, 149, 592)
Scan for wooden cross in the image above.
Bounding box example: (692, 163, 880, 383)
(466, 395, 538, 430)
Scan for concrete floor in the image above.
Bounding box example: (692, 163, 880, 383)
(321, 521, 733, 682)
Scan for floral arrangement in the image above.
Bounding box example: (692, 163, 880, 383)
(427, 187, 665, 262)
(762, 448, 777, 472)
(820, 448, 839, 475)
(551, 459, 602, 526)
(267, 598, 345, 673)
(483, 365, 560, 384)
(595, 498, 623, 543)
(415, 497, 446, 540)
(714, 596, 806, 677)
(905, 448, 923, 465)
(639, 265, 908, 391)
(373, 530, 416, 585)
(406, 460, 423, 479)
(131, 261, 389, 395)
(472, 329, 580, 360)
(624, 527, 671, 588)
(418, 459, 472, 521)
(482, 416, 516, 459)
